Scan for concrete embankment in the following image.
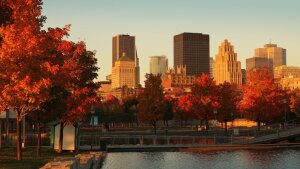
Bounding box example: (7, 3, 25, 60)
(40, 152, 107, 169)
(107, 143, 300, 152)
(182, 143, 300, 152)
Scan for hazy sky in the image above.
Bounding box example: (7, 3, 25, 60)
(42, 0, 300, 83)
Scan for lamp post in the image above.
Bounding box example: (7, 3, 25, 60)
(90, 107, 95, 150)
(213, 108, 218, 123)
(230, 112, 234, 128)
(213, 108, 218, 144)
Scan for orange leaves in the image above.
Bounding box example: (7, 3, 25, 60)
(57, 41, 73, 55)
(240, 68, 287, 123)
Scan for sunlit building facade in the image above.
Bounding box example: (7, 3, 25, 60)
(274, 65, 300, 79)
(255, 43, 286, 70)
(112, 34, 140, 86)
(213, 40, 242, 85)
(111, 54, 137, 89)
(246, 57, 270, 72)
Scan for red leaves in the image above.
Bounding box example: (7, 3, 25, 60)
(192, 73, 219, 119)
(239, 68, 287, 123)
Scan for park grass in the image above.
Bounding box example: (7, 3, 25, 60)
(0, 147, 79, 169)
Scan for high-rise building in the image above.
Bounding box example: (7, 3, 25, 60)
(246, 57, 270, 72)
(213, 40, 242, 85)
(149, 55, 168, 76)
(241, 69, 246, 85)
(255, 44, 286, 70)
(210, 57, 214, 78)
(174, 32, 210, 76)
(274, 65, 300, 79)
(112, 34, 140, 86)
(111, 53, 137, 89)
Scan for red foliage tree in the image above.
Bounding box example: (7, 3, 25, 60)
(290, 89, 300, 119)
(0, 0, 54, 160)
(55, 41, 99, 153)
(192, 74, 219, 130)
(174, 94, 195, 126)
(239, 68, 287, 130)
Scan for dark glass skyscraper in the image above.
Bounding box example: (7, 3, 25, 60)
(174, 32, 210, 76)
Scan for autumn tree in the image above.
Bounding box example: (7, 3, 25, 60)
(122, 95, 139, 125)
(239, 68, 287, 131)
(192, 74, 219, 131)
(138, 74, 164, 134)
(174, 94, 195, 126)
(55, 40, 99, 153)
(216, 82, 241, 133)
(290, 89, 300, 119)
(0, 0, 55, 160)
(161, 95, 174, 128)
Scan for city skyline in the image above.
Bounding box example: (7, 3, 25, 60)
(42, 0, 300, 82)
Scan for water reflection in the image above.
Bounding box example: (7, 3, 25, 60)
(101, 149, 300, 169)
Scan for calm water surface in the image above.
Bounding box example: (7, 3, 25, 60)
(101, 149, 300, 169)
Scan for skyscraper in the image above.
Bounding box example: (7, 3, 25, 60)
(174, 32, 210, 76)
(246, 57, 269, 72)
(112, 53, 137, 89)
(112, 34, 140, 86)
(255, 44, 286, 70)
(213, 39, 242, 85)
(149, 55, 168, 76)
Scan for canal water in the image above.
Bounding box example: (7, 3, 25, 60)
(101, 149, 300, 169)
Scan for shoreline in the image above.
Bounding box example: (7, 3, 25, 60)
(107, 143, 300, 152)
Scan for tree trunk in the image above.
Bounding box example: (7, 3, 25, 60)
(257, 120, 261, 132)
(37, 122, 41, 157)
(16, 116, 22, 160)
(153, 121, 157, 135)
(166, 120, 169, 129)
(224, 119, 228, 134)
(58, 122, 64, 153)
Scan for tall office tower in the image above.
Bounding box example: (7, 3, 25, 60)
(241, 69, 246, 85)
(254, 43, 286, 70)
(112, 53, 136, 89)
(210, 57, 214, 78)
(149, 55, 168, 76)
(174, 32, 210, 76)
(213, 40, 242, 85)
(246, 57, 270, 72)
(112, 34, 140, 86)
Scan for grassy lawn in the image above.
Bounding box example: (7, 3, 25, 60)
(0, 147, 79, 169)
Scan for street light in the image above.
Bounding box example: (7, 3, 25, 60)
(90, 107, 95, 150)
(213, 108, 218, 121)
(230, 112, 234, 128)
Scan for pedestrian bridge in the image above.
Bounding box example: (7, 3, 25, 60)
(241, 126, 300, 144)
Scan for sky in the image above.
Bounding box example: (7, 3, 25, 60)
(42, 0, 300, 83)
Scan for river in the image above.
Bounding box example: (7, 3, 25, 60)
(101, 149, 300, 169)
